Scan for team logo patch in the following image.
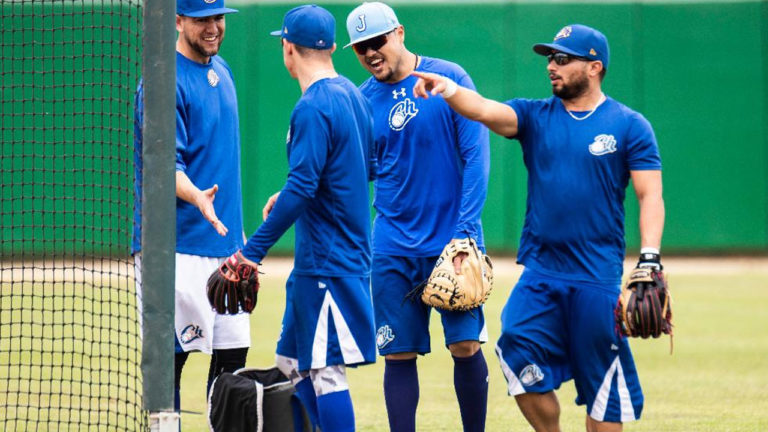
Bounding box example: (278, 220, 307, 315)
(207, 68, 219, 87)
(376, 325, 395, 349)
(589, 134, 617, 156)
(388, 98, 418, 131)
(519, 364, 544, 386)
(179, 324, 203, 344)
(554, 26, 572, 41)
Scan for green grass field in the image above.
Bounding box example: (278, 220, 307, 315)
(175, 258, 768, 432)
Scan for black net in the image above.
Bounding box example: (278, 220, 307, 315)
(0, 0, 146, 430)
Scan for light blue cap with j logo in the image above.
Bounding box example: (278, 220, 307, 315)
(345, 2, 400, 48)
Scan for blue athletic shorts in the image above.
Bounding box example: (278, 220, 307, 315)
(371, 254, 488, 356)
(275, 272, 376, 372)
(495, 268, 644, 423)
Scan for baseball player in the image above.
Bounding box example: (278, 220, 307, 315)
(413, 24, 665, 431)
(234, 5, 376, 432)
(133, 0, 249, 417)
(345, 3, 491, 431)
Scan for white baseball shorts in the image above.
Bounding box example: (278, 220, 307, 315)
(175, 253, 250, 354)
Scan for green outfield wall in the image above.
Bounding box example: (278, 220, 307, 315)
(3, 0, 767, 256)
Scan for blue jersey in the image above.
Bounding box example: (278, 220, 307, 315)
(174, 53, 244, 256)
(242, 76, 374, 277)
(132, 53, 244, 256)
(506, 96, 661, 284)
(359, 56, 490, 257)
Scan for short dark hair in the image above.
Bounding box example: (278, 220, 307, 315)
(294, 44, 332, 59)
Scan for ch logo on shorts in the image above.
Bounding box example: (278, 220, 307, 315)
(588, 134, 617, 156)
(179, 324, 203, 344)
(207, 68, 220, 87)
(388, 99, 418, 131)
(519, 364, 544, 386)
(376, 325, 395, 349)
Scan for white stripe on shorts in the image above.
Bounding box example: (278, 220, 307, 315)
(495, 343, 525, 396)
(590, 355, 636, 422)
(311, 290, 364, 369)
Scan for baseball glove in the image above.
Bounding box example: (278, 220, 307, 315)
(615, 266, 673, 343)
(412, 238, 493, 311)
(207, 251, 260, 315)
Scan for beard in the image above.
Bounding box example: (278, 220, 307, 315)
(553, 71, 589, 100)
(184, 33, 221, 59)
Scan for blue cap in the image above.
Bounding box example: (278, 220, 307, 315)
(177, 0, 237, 18)
(270, 5, 335, 50)
(344, 2, 400, 48)
(533, 24, 610, 69)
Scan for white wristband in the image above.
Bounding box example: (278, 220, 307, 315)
(441, 78, 458, 98)
(640, 247, 660, 255)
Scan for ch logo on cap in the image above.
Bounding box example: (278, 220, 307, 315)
(554, 26, 572, 41)
(355, 15, 366, 32)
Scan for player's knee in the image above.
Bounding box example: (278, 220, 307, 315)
(384, 352, 417, 361)
(309, 365, 349, 396)
(212, 347, 248, 373)
(448, 340, 481, 358)
(275, 354, 308, 386)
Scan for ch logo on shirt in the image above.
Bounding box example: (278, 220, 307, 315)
(179, 324, 204, 344)
(376, 325, 395, 349)
(207, 68, 220, 87)
(588, 134, 617, 156)
(388, 98, 418, 131)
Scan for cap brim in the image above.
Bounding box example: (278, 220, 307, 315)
(343, 27, 397, 49)
(532, 43, 581, 57)
(180, 7, 238, 17)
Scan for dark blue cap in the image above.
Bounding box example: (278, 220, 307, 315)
(270, 4, 335, 50)
(177, 0, 237, 17)
(533, 24, 610, 69)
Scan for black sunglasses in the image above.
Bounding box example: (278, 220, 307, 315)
(547, 52, 590, 66)
(352, 31, 393, 55)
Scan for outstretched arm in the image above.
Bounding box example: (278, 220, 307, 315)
(176, 171, 228, 236)
(412, 71, 519, 138)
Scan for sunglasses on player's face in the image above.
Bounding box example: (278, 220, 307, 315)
(352, 31, 394, 55)
(547, 52, 590, 66)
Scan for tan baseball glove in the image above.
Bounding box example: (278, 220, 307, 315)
(418, 238, 493, 311)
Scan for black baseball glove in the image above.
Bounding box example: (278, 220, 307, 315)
(615, 253, 673, 343)
(207, 250, 260, 314)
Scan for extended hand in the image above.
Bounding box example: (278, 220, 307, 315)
(262, 191, 280, 221)
(412, 71, 450, 99)
(198, 184, 228, 237)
